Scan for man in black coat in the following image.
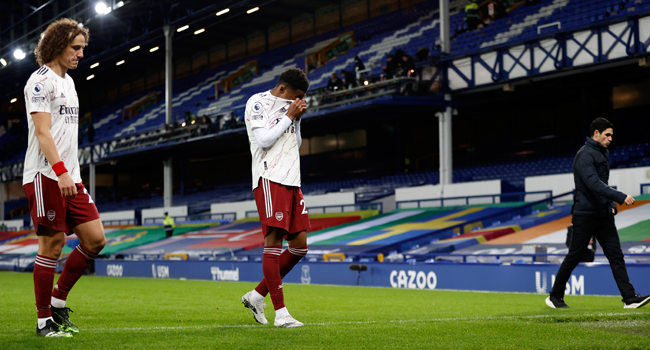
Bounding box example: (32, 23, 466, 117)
(546, 118, 649, 309)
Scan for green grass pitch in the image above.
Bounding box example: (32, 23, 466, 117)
(1, 271, 649, 349)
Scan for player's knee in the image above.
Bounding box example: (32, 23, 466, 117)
(43, 236, 65, 258)
(91, 236, 106, 252)
(83, 235, 106, 253)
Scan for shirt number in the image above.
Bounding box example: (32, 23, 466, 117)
(300, 199, 308, 215)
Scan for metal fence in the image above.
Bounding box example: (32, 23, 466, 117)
(143, 212, 236, 225)
(396, 191, 553, 209)
(244, 202, 383, 218)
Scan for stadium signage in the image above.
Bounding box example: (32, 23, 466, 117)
(211, 267, 240, 281)
(536, 271, 584, 295)
(152, 264, 170, 278)
(389, 270, 437, 290)
(106, 264, 123, 277)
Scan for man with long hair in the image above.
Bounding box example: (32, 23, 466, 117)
(24, 18, 105, 337)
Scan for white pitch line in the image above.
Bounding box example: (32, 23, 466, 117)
(6, 312, 646, 333)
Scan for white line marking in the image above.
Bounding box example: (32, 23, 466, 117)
(4, 311, 644, 333)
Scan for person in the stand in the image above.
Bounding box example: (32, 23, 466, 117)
(464, 0, 481, 31)
(199, 115, 212, 135)
(354, 56, 365, 72)
(341, 70, 358, 89)
(326, 73, 344, 92)
(383, 54, 397, 79)
(163, 212, 175, 238)
(415, 47, 430, 63)
(399, 53, 416, 76)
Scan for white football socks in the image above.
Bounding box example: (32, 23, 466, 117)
(275, 307, 289, 319)
(250, 289, 264, 303)
(51, 296, 66, 308)
(37, 317, 53, 329)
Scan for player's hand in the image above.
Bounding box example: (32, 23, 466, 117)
(624, 195, 635, 206)
(58, 172, 77, 199)
(286, 98, 307, 120)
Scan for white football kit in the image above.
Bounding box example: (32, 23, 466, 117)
(245, 91, 302, 190)
(23, 65, 81, 185)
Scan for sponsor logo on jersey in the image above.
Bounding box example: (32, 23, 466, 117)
(32, 97, 46, 103)
(275, 212, 284, 221)
(47, 210, 56, 221)
(60, 92, 65, 99)
(252, 115, 263, 120)
(59, 105, 80, 124)
(279, 106, 287, 113)
(32, 82, 45, 96)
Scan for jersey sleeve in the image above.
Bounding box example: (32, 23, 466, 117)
(245, 96, 268, 130)
(25, 77, 56, 115)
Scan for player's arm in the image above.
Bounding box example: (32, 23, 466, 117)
(575, 152, 628, 205)
(32, 112, 77, 199)
(253, 99, 306, 149)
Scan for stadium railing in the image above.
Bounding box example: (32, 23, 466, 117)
(395, 190, 553, 209)
(143, 212, 236, 225)
(244, 202, 383, 218)
(102, 219, 136, 227)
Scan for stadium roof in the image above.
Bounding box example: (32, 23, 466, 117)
(0, 0, 342, 103)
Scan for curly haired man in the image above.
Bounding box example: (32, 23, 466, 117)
(23, 18, 106, 337)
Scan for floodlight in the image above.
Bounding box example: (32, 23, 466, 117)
(217, 9, 230, 16)
(247, 7, 259, 14)
(13, 49, 26, 60)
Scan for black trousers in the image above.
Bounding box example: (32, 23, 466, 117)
(550, 215, 635, 299)
(165, 226, 174, 238)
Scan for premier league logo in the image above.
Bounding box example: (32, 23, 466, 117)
(32, 82, 44, 96)
(253, 102, 263, 113)
(47, 210, 56, 221)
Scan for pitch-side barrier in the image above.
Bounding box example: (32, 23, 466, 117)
(95, 259, 650, 296)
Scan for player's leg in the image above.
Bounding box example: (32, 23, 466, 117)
(51, 185, 104, 333)
(594, 217, 648, 308)
(25, 175, 72, 337)
(35, 227, 71, 337)
(254, 230, 308, 297)
(50, 218, 104, 333)
(547, 216, 593, 308)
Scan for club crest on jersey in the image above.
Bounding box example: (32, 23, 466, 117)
(32, 82, 44, 96)
(275, 212, 284, 221)
(47, 210, 56, 221)
(253, 102, 263, 113)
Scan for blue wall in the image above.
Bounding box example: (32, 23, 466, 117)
(95, 259, 650, 297)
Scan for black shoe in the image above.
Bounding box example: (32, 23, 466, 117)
(545, 296, 570, 308)
(51, 307, 79, 334)
(36, 319, 72, 337)
(623, 294, 650, 309)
